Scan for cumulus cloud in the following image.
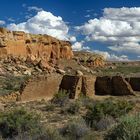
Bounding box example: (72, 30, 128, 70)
(76, 7, 140, 55)
(69, 36, 77, 42)
(0, 20, 5, 25)
(72, 42, 83, 50)
(72, 41, 90, 50)
(7, 10, 70, 40)
(27, 6, 43, 12)
(94, 50, 129, 61)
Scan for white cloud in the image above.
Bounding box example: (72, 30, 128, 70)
(76, 7, 140, 55)
(27, 6, 43, 12)
(72, 41, 90, 50)
(72, 42, 83, 50)
(7, 10, 70, 40)
(0, 20, 5, 25)
(7, 18, 15, 22)
(94, 50, 129, 61)
(69, 36, 77, 42)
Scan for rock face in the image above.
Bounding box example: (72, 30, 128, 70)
(74, 51, 105, 67)
(0, 27, 73, 69)
(95, 76, 135, 96)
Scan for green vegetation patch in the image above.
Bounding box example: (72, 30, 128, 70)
(0, 75, 29, 95)
(84, 99, 134, 128)
(106, 114, 140, 140)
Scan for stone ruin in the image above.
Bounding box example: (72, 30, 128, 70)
(0, 74, 139, 102)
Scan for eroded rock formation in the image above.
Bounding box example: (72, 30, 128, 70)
(74, 51, 105, 67)
(0, 27, 73, 70)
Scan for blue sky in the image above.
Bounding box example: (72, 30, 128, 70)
(0, 0, 140, 61)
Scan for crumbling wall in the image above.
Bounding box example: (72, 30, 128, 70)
(59, 75, 82, 99)
(59, 75, 96, 99)
(126, 77, 140, 91)
(95, 76, 112, 95)
(82, 76, 96, 98)
(95, 76, 135, 96)
(112, 76, 134, 96)
(21, 74, 63, 101)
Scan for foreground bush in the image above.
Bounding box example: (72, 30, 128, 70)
(0, 108, 43, 139)
(61, 101, 81, 115)
(84, 99, 134, 128)
(60, 118, 89, 140)
(51, 90, 69, 107)
(105, 114, 140, 140)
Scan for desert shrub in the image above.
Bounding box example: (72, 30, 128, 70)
(0, 127, 64, 140)
(44, 103, 55, 111)
(78, 95, 95, 109)
(95, 116, 116, 131)
(0, 108, 43, 139)
(60, 118, 89, 140)
(61, 101, 81, 115)
(84, 99, 134, 128)
(81, 132, 98, 140)
(67, 101, 80, 114)
(0, 76, 29, 95)
(37, 127, 64, 140)
(105, 114, 140, 140)
(51, 90, 69, 107)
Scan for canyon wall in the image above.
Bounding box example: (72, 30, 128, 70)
(0, 27, 73, 67)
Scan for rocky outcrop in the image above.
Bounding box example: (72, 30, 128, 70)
(0, 27, 73, 70)
(74, 51, 105, 67)
(95, 76, 135, 96)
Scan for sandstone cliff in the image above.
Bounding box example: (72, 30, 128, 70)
(0, 27, 73, 69)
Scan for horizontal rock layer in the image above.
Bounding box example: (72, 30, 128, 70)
(0, 27, 73, 63)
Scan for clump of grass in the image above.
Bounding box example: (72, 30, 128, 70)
(105, 114, 140, 140)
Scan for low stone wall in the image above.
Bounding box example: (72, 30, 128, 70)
(0, 92, 20, 102)
(21, 74, 63, 101)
